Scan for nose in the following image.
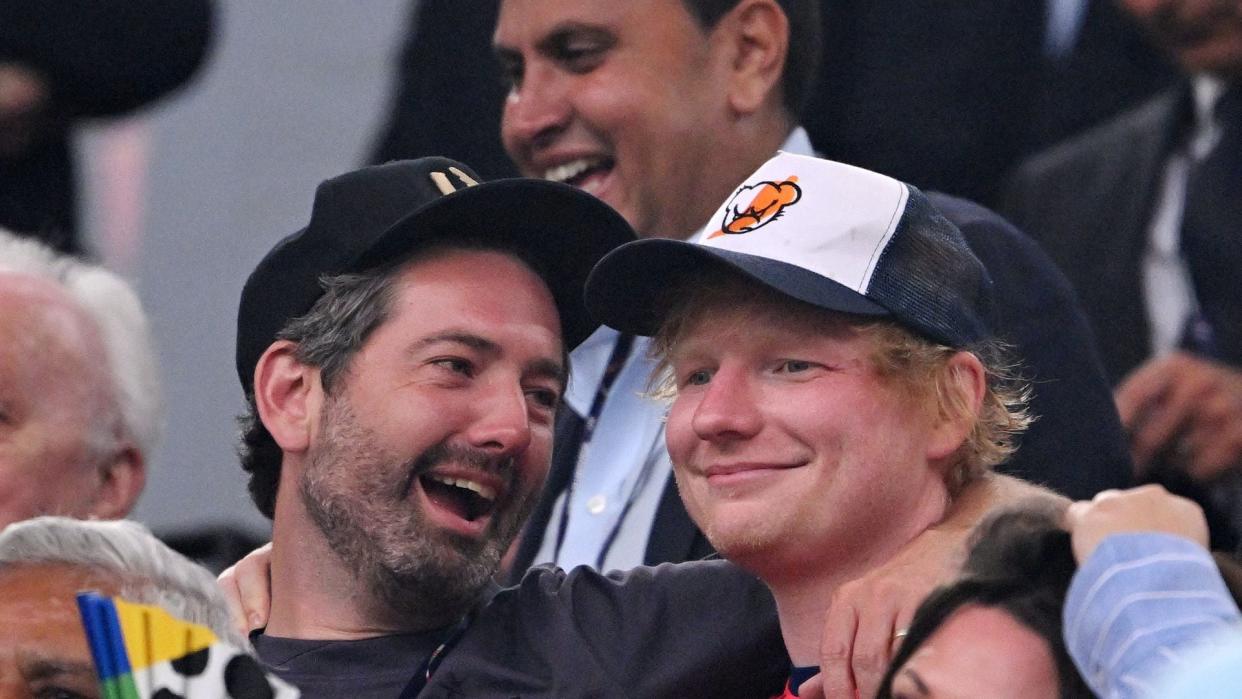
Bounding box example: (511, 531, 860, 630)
(690, 366, 763, 443)
(465, 379, 534, 458)
(501, 64, 571, 163)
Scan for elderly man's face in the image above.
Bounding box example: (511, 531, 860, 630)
(663, 299, 951, 579)
(1121, 0, 1242, 76)
(0, 563, 116, 699)
(297, 249, 564, 615)
(495, 0, 743, 240)
(0, 275, 116, 528)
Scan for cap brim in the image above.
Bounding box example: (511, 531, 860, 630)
(585, 238, 891, 337)
(355, 178, 635, 350)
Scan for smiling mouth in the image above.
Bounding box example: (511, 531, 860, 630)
(419, 473, 498, 523)
(543, 157, 615, 192)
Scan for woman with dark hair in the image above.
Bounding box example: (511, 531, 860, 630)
(877, 508, 1094, 698)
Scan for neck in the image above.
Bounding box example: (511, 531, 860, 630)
(266, 489, 433, 639)
(762, 484, 950, 665)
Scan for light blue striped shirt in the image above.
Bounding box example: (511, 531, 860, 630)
(1064, 533, 1242, 697)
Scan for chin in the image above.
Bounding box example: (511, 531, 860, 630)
(702, 514, 784, 563)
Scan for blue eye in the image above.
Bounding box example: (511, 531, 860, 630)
(685, 370, 712, 386)
(779, 360, 813, 373)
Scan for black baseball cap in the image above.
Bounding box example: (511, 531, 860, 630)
(237, 156, 635, 394)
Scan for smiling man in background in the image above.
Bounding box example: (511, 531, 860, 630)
(495, 0, 1128, 575)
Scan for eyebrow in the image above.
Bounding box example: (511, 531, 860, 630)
(414, 331, 500, 356)
(527, 357, 568, 391)
(495, 21, 614, 56)
(414, 332, 567, 389)
(537, 23, 614, 53)
(21, 655, 97, 682)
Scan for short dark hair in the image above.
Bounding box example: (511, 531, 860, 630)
(237, 267, 400, 519)
(876, 508, 1094, 698)
(680, 0, 821, 116)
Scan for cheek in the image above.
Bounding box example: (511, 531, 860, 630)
(0, 445, 93, 521)
(499, 99, 523, 155)
(664, 397, 698, 465)
(0, 477, 40, 527)
(521, 426, 555, 486)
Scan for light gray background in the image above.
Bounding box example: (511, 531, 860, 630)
(78, 0, 411, 537)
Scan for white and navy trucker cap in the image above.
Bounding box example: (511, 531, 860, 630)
(584, 151, 995, 348)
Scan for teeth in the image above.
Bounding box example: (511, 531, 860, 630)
(427, 474, 496, 502)
(543, 158, 600, 184)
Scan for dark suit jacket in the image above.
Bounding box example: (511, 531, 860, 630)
(998, 85, 1242, 550)
(804, 0, 1174, 206)
(511, 193, 1134, 578)
(999, 87, 1185, 385)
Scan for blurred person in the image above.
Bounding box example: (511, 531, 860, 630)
(582, 151, 1046, 698)
(1062, 485, 1242, 697)
(878, 485, 1242, 698)
(0, 0, 214, 254)
(875, 509, 1092, 698)
(370, 0, 1171, 206)
(369, 1, 514, 180)
(805, 0, 1174, 205)
(495, 0, 1127, 589)
(0, 228, 158, 528)
(0, 515, 249, 697)
(1002, 0, 1242, 549)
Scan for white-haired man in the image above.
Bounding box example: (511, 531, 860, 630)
(0, 515, 289, 697)
(0, 229, 159, 526)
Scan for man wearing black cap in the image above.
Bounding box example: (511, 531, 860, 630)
(232, 157, 788, 697)
(585, 151, 1037, 697)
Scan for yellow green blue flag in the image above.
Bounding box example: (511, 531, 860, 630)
(76, 592, 299, 698)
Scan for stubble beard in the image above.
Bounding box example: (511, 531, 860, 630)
(299, 396, 533, 630)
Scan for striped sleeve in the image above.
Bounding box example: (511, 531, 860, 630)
(1063, 533, 1242, 698)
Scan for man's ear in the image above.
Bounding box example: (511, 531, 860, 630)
(925, 351, 987, 462)
(718, 0, 789, 116)
(86, 443, 146, 520)
(254, 340, 321, 456)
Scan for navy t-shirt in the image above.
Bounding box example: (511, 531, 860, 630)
(253, 630, 444, 698)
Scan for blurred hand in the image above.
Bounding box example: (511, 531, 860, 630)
(1116, 351, 1242, 483)
(217, 542, 274, 636)
(0, 63, 50, 156)
(817, 525, 961, 699)
(1064, 485, 1210, 564)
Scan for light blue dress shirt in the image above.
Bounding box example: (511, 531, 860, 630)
(532, 326, 672, 571)
(1063, 533, 1242, 698)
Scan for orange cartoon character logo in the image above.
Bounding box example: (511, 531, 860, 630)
(708, 176, 801, 239)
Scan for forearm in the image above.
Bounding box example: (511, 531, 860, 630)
(1065, 533, 1242, 698)
(941, 472, 1069, 533)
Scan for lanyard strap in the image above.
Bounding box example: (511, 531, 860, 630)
(397, 616, 470, 698)
(551, 334, 634, 564)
